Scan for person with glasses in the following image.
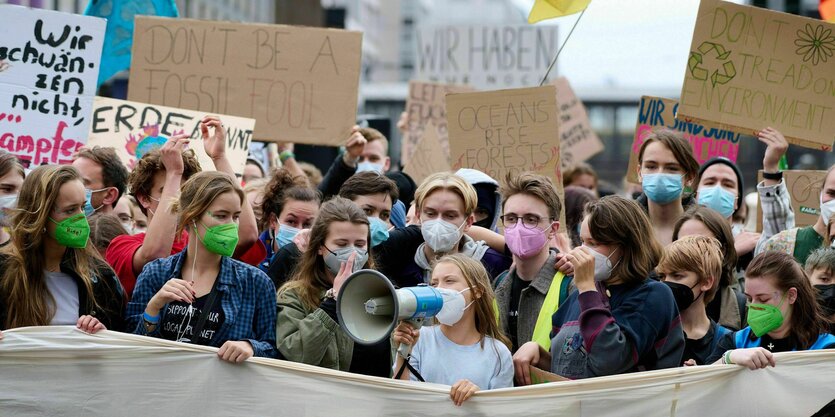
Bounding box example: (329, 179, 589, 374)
(492, 173, 566, 353)
(126, 171, 277, 362)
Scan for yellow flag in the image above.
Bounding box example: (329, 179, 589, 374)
(528, 0, 591, 23)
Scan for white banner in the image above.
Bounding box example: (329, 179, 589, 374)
(0, 327, 833, 416)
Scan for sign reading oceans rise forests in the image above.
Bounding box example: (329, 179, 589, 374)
(0, 6, 105, 166)
(128, 16, 362, 145)
(415, 25, 559, 89)
(553, 77, 603, 170)
(678, 0, 835, 150)
(447, 85, 564, 223)
(403, 121, 450, 186)
(402, 81, 474, 164)
(628, 96, 742, 183)
(87, 97, 253, 175)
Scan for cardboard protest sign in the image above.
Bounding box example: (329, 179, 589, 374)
(530, 367, 570, 384)
(678, 1, 835, 150)
(756, 170, 826, 232)
(447, 85, 564, 223)
(402, 81, 474, 164)
(628, 96, 742, 183)
(553, 77, 603, 170)
(415, 25, 558, 89)
(128, 16, 362, 145)
(0, 6, 105, 167)
(87, 97, 253, 175)
(403, 122, 450, 185)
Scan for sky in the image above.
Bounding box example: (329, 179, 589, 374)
(507, 0, 745, 98)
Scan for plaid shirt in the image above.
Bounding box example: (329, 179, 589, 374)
(126, 250, 277, 358)
(755, 178, 795, 256)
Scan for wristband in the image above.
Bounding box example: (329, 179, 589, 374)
(762, 171, 783, 181)
(143, 311, 160, 324)
(279, 150, 295, 162)
(724, 350, 734, 365)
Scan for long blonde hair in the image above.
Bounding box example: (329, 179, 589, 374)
(0, 165, 102, 328)
(280, 197, 374, 310)
(435, 254, 511, 351)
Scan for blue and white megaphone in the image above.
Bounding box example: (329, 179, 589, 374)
(336, 269, 447, 357)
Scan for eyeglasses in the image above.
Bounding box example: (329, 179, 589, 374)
(501, 213, 549, 229)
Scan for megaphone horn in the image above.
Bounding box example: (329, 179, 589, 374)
(336, 270, 444, 355)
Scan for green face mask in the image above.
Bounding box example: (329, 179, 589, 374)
(195, 221, 239, 257)
(49, 213, 90, 249)
(747, 292, 787, 337)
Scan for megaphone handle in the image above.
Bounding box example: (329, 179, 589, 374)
(397, 318, 424, 358)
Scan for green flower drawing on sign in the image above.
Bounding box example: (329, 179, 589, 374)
(794, 23, 835, 66)
(688, 41, 736, 87)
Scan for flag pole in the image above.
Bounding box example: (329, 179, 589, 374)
(539, 7, 588, 86)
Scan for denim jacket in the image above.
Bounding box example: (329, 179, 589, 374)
(126, 250, 277, 358)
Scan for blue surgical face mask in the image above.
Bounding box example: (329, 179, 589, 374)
(369, 216, 390, 247)
(276, 223, 300, 248)
(697, 185, 736, 218)
(83, 188, 107, 216)
(642, 173, 683, 204)
(356, 161, 384, 174)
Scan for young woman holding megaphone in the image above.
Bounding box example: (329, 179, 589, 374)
(276, 197, 392, 377)
(393, 254, 513, 406)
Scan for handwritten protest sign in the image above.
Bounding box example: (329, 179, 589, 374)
(447, 85, 564, 223)
(628, 96, 742, 183)
(128, 16, 362, 145)
(403, 122, 450, 185)
(756, 170, 826, 232)
(87, 97, 253, 175)
(0, 6, 104, 167)
(679, 1, 835, 150)
(402, 81, 474, 164)
(415, 25, 558, 89)
(553, 77, 603, 170)
(530, 367, 569, 384)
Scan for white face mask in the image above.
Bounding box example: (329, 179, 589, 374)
(421, 219, 466, 253)
(821, 196, 835, 226)
(0, 194, 17, 223)
(583, 245, 619, 282)
(435, 287, 474, 326)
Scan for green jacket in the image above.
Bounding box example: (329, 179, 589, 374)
(276, 287, 354, 372)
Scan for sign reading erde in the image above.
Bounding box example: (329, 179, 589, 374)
(0, 5, 105, 166)
(128, 16, 362, 146)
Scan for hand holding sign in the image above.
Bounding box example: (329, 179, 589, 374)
(757, 127, 788, 176)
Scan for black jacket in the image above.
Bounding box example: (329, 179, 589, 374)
(0, 253, 126, 331)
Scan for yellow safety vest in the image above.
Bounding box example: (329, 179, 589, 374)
(532, 271, 567, 351)
(492, 271, 569, 351)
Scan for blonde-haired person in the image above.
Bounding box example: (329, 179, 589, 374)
(514, 196, 684, 382)
(126, 171, 277, 362)
(393, 254, 513, 406)
(397, 172, 504, 286)
(657, 235, 730, 365)
(0, 165, 124, 333)
(277, 197, 391, 376)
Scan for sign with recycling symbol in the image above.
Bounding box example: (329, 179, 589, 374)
(688, 41, 737, 87)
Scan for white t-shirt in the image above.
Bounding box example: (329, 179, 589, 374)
(404, 326, 513, 389)
(44, 271, 80, 325)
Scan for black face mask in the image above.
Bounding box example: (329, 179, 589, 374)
(663, 281, 701, 311)
(815, 284, 835, 316)
(474, 217, 493, 229)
